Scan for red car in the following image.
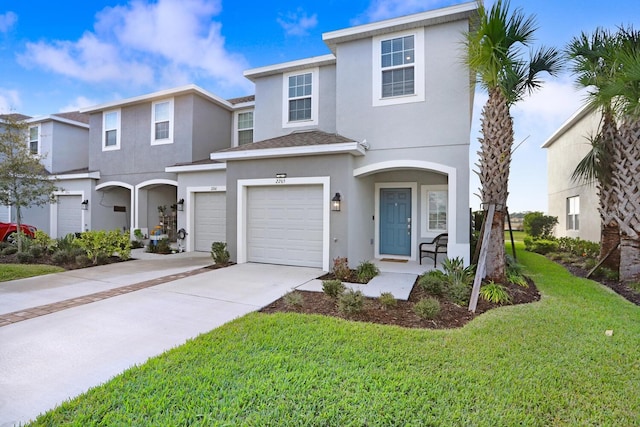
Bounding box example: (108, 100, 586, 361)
(0, 222, 37, 244)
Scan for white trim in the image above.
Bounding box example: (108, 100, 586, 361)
(134, 179, 178, 230)
(52, 171, 101, 180)
(50, 191, 85, 238)
(186, 186, 226, 252)
(372, 30, 425, 107)
(165, 163, 227, 173)
(102, 109, 121, 151)
(95, 181, 135, 234)
(27, 115, 89, 129)
(233, 108, 254, 147)
(354, 160, 459, 263)
(541, 104, 593, 148)
(421, 184, 448, 238)
(244, 54, 335, 81)
(282, 68, 319, 128)
(237, 176, 330, 271)
(80, 84, 233, 113)
(211, 142, 365, 161)
(374, 182, 418, 261)
(150, 98, 174, 145)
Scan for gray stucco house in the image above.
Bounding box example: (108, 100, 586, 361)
(9, 2, 476, 271)
(543, 105, 601, 242)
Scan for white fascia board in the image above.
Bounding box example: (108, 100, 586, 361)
(541, 104, 594, 148)
(231, 100, 255, 110)
(26, 115, 90, 129)
(210, 142, 365, 161)
(322, 1, 477, 51)
(244, 54, 336, 81)
(51, 171, 101, 180)
(165, 163, 227, 173)
(80, 84, 234, 113)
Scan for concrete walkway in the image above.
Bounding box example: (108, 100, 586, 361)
(0, 260, 321, 426)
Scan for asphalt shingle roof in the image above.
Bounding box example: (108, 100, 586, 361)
(214, 130, 355, 153)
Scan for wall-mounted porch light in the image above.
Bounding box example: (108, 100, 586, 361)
(81, 200, 89, 210)
(177, 198, 184, 212)
(331, 193, 342, 212)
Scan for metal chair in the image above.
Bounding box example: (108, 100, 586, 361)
(419, 233, 448, 266)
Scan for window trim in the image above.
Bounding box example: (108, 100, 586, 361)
(567, 195, 580, 231)
(150, 98, 174, 145)
(421, 185, 448, 238)
(372, 30, 425, 107)
(102, 109, 121, 151)
(282, 68, 319, 128)
(234, 109, 254, 147)
(28, 124, 40, 155)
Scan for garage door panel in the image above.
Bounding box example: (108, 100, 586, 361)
(247, 185, 323, 268)
(57, 195, 82, 238)
(194, 192, 226, 252)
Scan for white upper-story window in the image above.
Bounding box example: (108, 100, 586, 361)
(282, 68, 319, 128)
(235, 110, 254, 146)
(372, 30, 425, 107)
(151, 99, 174, 145)
(28, 125, 39, 155)
(102, 109, 121, 151)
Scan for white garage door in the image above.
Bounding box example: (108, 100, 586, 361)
(193, 192, 226, 252)
(247, 185, 323, 268)
(57, 195, 82, 238)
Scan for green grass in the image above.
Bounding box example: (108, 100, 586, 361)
(30, 246, 640, 426)
(0, 264, 65, 282)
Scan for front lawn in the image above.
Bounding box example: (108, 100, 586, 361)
(0, 264, 65, 282)
(30, 247, 640, 426)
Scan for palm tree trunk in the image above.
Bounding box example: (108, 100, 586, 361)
(478, 88, 512, 282)
(597, 112, 620, 270)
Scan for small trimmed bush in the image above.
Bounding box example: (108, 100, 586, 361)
(75, 254, 92, 267)
(379, 292, 397, 309)
(332, 257, 350, 281)
(16, 252, 35, 264)
(447, 281, 471, 306)
(211, 242, 230, 265)
(338, 289, 364, 315)
(322, 279, 345, 299)
(283, 292, 304, 309)
(2, 247, 18, 256)
(51, 250, 71, 265)
(29, 246, 44, 259)
(418, 271, 447, 296)
(480, 282, 511, 304)
(356, 260, 379, 283)
(413, 297, 440, 319)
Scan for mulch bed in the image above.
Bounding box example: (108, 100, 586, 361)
(0, 253, 127, 270)
(558, 262, 640, 306)
(260, 277, 540, 329)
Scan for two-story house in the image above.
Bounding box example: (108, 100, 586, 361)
(177, 2, 476, 271)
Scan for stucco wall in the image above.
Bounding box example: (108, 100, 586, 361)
(49, 122, 89, 174)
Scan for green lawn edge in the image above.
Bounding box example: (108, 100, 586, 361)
(30, 246, 640, 426)
(0, 264, 65, 282)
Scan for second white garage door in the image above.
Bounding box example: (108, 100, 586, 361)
(193, 192, 226, 252)
(57, 195, 82, 238)
(247, 185, 323, 268)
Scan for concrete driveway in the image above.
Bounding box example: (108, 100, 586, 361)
(0, 261, 321, 426)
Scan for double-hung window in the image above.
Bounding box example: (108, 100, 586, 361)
(28, 126, 39, 155)
(567, 196, 580, 231)
(373, 31, 424, 106)
(237, 111, 254, 145)
(103, 110, 120, 151)
(282, 68, 318, 127)
(151, 99, 173, 145)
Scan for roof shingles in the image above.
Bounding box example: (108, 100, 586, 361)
(215, 130, 355, 153)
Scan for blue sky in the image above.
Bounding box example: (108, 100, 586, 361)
(1, 0, 640, 213)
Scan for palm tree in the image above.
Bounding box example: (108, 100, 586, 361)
(606, 27, 640, 282)
(566, 29, 621, 271)
(466, 0, 561, 281)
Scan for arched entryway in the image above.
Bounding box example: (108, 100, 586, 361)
(135, 179, 178, 240)
(94, 181, 135, 234)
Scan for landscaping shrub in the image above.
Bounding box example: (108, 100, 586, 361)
(523, 211, 557, 238)
(76, 230, 131, 264)
(413, 297, 440, 319)
(75, 254, 92, 267)
(130, 240, 145, 249)
(33, 230, 53, 252)
(506, 255, 528, 287)
(322, 279, 345, 299)
(51, 250, 71, 265)
(29, 246, 44, 259)
(155, 238, 172, 255)
(338, 289, 364, 315)
(418, 271, 447, 296)
(525, 238, 559, 255)
(356, 260, 379, 283)
(53, 233, 79, 253)
(211, 242, 230, 265)
(2, 247, 18, 256)
(332, 257, 350, 281)
(480, 282, 511, 304)
(379, 292, 397, 309)
(447, 281, 472, 306)
(283, 292, 304, 309)
(16, 252, 35, 264)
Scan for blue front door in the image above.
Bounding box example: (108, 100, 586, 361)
(380, 188, 411, 256)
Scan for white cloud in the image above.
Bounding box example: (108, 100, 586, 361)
(0, 11, 17, 33)
(353, 0, 452, 24)
(277, 9, 318, 36)
(59, 96, 100, 113)
(18, 0, 251, 93)
(0, 88, 21, 114)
